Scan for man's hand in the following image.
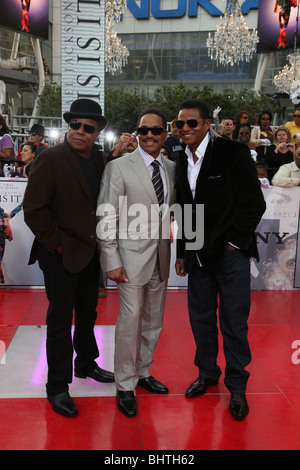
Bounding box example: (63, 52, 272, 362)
(106, 267, 128, 283)
(175, 258, 187, 277)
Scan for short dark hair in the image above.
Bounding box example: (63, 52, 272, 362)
(22, 141, 37, 153)
(179, 99, 210, 120)
(222, 117, 234, 122)
(238, 123, 251, 132)
(137, 108, 167, 130)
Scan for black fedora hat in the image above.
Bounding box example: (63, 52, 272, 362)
(29, 124, 45, 136)
(63, 99, 107, 130)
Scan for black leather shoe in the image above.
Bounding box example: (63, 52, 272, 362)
(117, 391, 137, 418)
(185, 376, 218, 398)
(229, 393, 249, 420)
(138, 376, 169, 394)
(75, 365, 114, 383)
(47, 392, 78, 417)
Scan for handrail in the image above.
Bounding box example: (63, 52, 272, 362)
(2, 113, 62, 150)
(3, 113, 62, 135)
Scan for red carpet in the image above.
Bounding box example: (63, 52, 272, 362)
(0, 288, 300, 450)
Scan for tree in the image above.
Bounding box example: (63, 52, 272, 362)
(34, 80, 282, 133)
(104, 86, 151, 133)
(150, 83, 281, 124)
(36, 79, 62, 116)
(104, 83, 281, 135)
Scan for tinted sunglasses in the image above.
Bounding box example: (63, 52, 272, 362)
(174, 119, 201, 129)
(137, 126, 164, 136)
(294, 114, 300, 118)
(69, 120, 98, 134)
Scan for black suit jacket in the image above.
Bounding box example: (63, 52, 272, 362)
(176, 135, 266, 272)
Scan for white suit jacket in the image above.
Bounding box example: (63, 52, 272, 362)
(97, 148, 176, 285)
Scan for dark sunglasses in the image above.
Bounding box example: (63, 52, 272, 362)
(294, 114, 300, 118)
(174, 119, 201, 129)
(137, 126, 164, 136)
(69, 120, 98, 134)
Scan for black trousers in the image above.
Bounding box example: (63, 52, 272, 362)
(188, 248, 251, 394)
(38, 244, 100, 395)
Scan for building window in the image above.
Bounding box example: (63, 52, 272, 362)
(106, 31, 258, 85)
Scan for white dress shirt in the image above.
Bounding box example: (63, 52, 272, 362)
(138, 143, 168, 202)
(185, 132, 210, 199)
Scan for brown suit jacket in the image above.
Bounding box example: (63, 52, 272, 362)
(23, 138, 106, 273)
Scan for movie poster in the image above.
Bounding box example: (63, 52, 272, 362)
(0, 179, 44, 287)
(257, 0, 300, 53)
(251, 187, 300, 290)
(0, 0, 49, 40)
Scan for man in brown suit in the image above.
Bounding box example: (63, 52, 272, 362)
(23, 99, 114, 417)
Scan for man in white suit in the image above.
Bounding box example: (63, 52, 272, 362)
(97, 108, 176, 417)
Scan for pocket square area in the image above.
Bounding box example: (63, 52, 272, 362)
(208, 175, 222, 179)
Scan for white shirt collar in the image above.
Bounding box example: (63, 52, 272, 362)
(185, 132, 210, 165)
(138, 142, 165, 168)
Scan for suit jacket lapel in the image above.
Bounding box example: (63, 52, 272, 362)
(163, 159, 173, 207)
(195, 139, 213, 201)
(178, 152, 194, 204)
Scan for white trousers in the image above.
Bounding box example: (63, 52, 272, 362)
(115, 262, 167, 391)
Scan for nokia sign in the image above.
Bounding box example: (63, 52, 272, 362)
(126, 0, 258, 19)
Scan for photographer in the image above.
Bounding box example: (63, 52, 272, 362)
(265, 126, 295, 181)
(107, 132, 137, 161)
(220, 117, 235, 140)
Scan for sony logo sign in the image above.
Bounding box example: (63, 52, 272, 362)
(127, 0, 258, 19)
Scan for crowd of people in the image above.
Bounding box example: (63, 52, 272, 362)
(1, 104, 300, 187)
(209, 106, 300, 188)
(106, 105, 300, 188)
(2, 99, 300, 423)
(0, 118, 47, 177)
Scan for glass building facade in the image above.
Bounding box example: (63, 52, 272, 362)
(107, 31, 259, 92)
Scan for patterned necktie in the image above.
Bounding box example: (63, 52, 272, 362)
(151, 160, 164, 206)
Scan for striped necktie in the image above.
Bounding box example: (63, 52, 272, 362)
(151, 160, 164, 206)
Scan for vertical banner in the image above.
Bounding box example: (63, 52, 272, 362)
(61, 0, 105, 135)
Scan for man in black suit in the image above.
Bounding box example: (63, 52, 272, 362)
(175, 99, 266, 420)
(23, 99, 114, 417)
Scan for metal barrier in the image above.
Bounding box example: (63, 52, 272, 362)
(3, 114, 62, 149)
